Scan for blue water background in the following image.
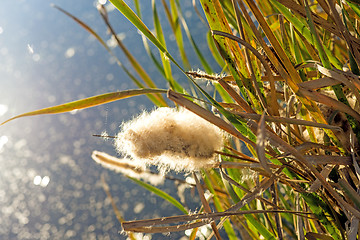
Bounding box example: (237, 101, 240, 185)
(0, 0, 223, 239)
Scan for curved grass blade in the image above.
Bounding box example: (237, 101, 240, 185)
(1, 89, 167, 126)
(128, 177, 188, 214)
(207, 31, 226, 67)
(211, 30, 279, 114)
(52, 5, 108, 50)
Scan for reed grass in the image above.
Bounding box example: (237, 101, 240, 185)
(3, 0, 360, 239)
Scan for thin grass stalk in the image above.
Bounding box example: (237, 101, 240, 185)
(97, 5, 167, 107)
(193, 173, 222, 240)
(202, 171, 238, 239)
(160, 0, 191, 70)
(152, 0, 177, 91)
(231, 0, 270, 114)
(271, 183, 283, 239)
(295, 193, 305, 240)
(109, 0, 186, 92)
(303, 0, 331, 69)
(132, 1, 166, 77)
(175, 0, 213, 73)
(100, 175, 137, 240)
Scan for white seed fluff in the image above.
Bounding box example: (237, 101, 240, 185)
(115, 107, 224, 172)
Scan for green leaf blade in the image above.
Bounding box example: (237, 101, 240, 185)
(1, 89, 167, 125)
(128, 177, 188, 214)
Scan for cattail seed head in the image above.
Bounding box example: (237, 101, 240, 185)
(91, 151, 164, 185)
(115, 107, 224, 172)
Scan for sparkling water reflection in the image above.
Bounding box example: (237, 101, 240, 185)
(0, 0, 216, 239)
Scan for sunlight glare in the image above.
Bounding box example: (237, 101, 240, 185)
(33, 175, 50, 187)
(0, 104, 8, 116)
(33, 176, 42, 185)
(0, 136, 8, 151)
(27, 44, 34, 54)
(70, 109, 79, 115)
(65, 47, 75, 58)
(40, 176, 50, 187)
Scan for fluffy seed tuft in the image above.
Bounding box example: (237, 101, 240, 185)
(115, 107, 224, 172)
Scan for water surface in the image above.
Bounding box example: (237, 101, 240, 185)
(0, 1, 216, 239)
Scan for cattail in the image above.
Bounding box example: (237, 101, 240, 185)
(91, 151, 164, 185)
(115, 107, 224, 172)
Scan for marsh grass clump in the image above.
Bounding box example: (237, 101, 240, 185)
(115, 107, 224, 172)
(5, 0, 360, 239)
